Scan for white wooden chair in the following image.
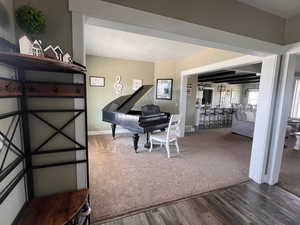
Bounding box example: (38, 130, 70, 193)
(149, 114, 181, 158)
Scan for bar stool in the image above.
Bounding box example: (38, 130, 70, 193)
(199, 108, 206, 129)
(203, 108, 210, 128)
(216, 108, 224, 128)
(224, 109, 232, 127)
(208, 109, 215, 128)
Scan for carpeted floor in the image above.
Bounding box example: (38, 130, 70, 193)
(88, 128, 252, 223)
(279, 136, 300, 196)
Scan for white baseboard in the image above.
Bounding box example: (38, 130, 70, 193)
(89, 125, 194, 136)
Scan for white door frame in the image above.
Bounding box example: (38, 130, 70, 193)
(249, 55, 281, 184)
(68, 0, 299, 186)
(265, 44, 300, 185)
(72, 12, 88, 189)
(265, 53, 297, 184)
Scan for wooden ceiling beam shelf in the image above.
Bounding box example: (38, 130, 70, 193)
(198, 70, 236, 79)
(229, 79, 260, 84)
(198, 73, 258, 82)
(214, 77, 260, 83)
(0, 52, 86, 74)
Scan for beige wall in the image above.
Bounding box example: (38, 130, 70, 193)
(86, 55, 155, 132)
(154, 60, 178, 113)
(154, 49, 244, 115)
(103, 0, 285, 44)
(14, 0, 77, 197)
(285, 15, 300, 44)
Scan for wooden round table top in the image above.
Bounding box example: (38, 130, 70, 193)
(17, 189, 88, 225)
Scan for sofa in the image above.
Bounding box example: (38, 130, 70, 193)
(231, 110, 256, 138)
(232, 109, 292, 138)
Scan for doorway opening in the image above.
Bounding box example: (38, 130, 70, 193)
(83, 18, 263, 223)
(69, 2, 286, 223)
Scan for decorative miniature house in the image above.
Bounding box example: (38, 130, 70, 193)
(44, 45, 58, 60)
(32, 40, 44, 57)
(63, 53, 72, 64)
(54, 46, 63, 61)
(19, 35, 33, 55)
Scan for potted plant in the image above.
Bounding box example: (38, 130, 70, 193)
(15, 5, 46, 35)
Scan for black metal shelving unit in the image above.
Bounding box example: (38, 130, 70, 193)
(0, 39, 89, 224)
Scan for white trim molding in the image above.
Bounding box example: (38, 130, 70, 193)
(266, 54, 297, 185)
(181, 55, 262, 76)
(284, 41, 300, 54)
(249, 55, 281, 184)
(72, 12, 88, 190)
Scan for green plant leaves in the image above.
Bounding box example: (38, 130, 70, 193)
(15, 5, 46, 35)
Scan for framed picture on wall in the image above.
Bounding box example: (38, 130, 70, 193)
(156, 79, 173, 100)
(90, 76, 105, 87)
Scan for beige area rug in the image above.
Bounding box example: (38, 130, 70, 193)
(88, 128, 252, 223)
(279, 136, 300, 196)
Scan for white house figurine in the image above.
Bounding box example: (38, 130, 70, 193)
(63, 53, 72, 64)
(32, 40, 44, 57)
(19, 35, 67, 62)
(19, 35, 44, 57)
(54, 46, 63, 61)
(19, 35, 33, 55)
(44, 45, 59, 60)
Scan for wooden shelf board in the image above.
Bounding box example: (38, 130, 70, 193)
(0, 52, 86, 74)
(17, 189, 88, 225)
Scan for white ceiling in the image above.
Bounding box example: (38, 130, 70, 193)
(238, 0, 300, 18)
(85, 24, 207, 62)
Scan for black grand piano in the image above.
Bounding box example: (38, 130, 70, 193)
(102, 85, 170, 152)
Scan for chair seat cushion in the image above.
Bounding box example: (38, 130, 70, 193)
(150, 132, 176, 142)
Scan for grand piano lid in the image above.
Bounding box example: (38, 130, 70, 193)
(103, 85, 153, 113)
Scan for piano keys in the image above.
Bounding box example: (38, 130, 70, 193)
(102, 85, 170, 152)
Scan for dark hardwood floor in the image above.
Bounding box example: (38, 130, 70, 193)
(95, 182, 300, 225)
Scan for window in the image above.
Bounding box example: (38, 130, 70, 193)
(32, 48, 37, 56)
(247, 89, 259, 105)
(291, 80, 300, 118)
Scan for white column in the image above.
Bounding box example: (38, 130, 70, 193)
(249, 55, 281, 184)
(72, 12, 88, 189)
(266, 54, 297, 184)
(179, 74, 188, 137)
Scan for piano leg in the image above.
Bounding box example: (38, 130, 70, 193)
(144, 132, 151, 149)
(133, 134, 139, 153)
(111, 124, 116, 139)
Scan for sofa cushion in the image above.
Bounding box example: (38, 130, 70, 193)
(236, 111, 246, 121)
(245, 111, 255, 122)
